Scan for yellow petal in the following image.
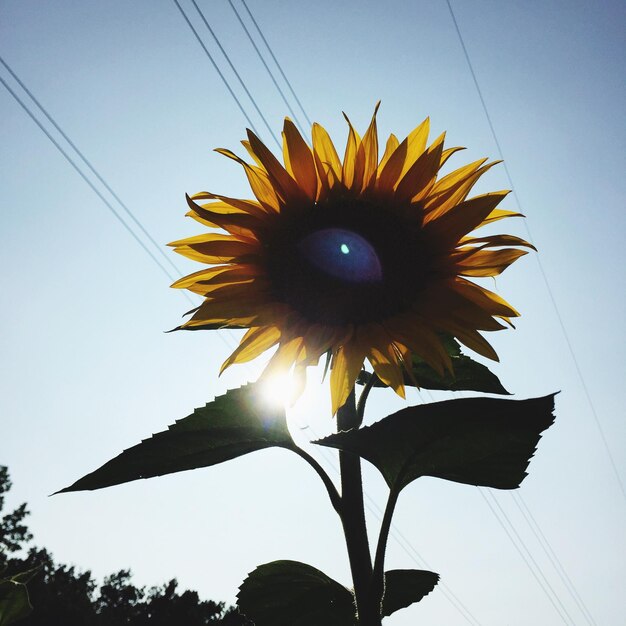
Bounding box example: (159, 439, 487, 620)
(184, 195, 262, 240)
(384, 314, 452, 376)
(170, 235, 259, 264)
(361, 102, 381, 189)
(312, 123, 342, 186)
(423, 160, 500, 223)
(282, 118, 318, 200)
(221, 325, 281, 373)
(215, 148, 281, 211)
(341, 113, 364, 191)
(451, 277, 520, 319)
(399, 117, 430, 178)
(260, 336, 303, 379)
(395, 132, 445, 202)
(378, 133, 399, 175)
(330, 332, 366, 415)
(191, 191, 268, 218)
(377, 136, 408, 192)
(476, 208, 525, 227)
(361, 325, 405, 399)
(247, 129, 304, 203)
(456, 248, 528, 277)
(459, 233, 536, 251)
(171, 264, 261, 289)
(424, 191, 510, 246)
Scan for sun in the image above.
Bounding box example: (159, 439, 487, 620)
(260, 372, 301, 409)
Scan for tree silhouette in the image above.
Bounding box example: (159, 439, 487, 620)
(0, 466, 251, 625)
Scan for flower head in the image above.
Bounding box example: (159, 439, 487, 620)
(170, 106, 533, 413)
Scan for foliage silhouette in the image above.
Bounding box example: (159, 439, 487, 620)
(0, 467, 251, 625)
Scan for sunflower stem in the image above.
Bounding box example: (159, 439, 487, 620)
(338, 387, 380, 625)
(356, 373, 377, 425)
(371, 486, 400, 612)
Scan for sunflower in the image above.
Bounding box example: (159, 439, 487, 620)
(170, 105, 533, 414)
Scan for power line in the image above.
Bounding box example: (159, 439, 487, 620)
(0, 55, 184, 283)
(445, 0, 626, 506)
(479, 489, 576, 625)
(182, 0, 281, 149)
(171, 0, 262, 141)
(511, 492, 597, 625)
(0, 72, 179, 287)
(226, 0, 307, 136)
(239, 0, 312, 127)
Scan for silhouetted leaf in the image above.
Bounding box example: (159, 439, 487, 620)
(358, 336, 509, 394)
(237, 560, 356, 626)
(0, 578, 32, 625)
(316, 394, 556, 492)
(381, 569, 439, 617)
(58, 383, 292, 493)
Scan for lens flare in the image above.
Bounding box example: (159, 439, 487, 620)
(298, 228, 383, 283)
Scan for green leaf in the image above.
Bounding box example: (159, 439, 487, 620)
(0, 579, 32, 626)
(237, 560, 356, 626)
(58, 383, 292, 493)
(316, 394, 556, 492)
(358, 336, 509, 395)
(381, 569, 439, 617)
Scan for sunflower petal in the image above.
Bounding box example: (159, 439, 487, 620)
(395, 132, 445, 202)
(191, 192, 268, 218)
(456, 248, 528, 277)
(342, 113, 364, 191)
(220, 326, 281, 373)
(476, 208, 525, 227)
(170, 235, 259, 264)
(459, 234, 536, 251)
(362, 325, 405, 398)
(330, 332, 367, 415)
(216, 148, 281, 211)
(246, 130, 306, 204)
(424, 191, 510, 246)
(423, 161, 501, 223)
(377, 136, 409, 192)
(378, 133, 400, 174)
(312, 123, 342, 184)
(451, 278, 520, 319)
(185, 195, 262, 240)
(361, 102, 381, 189)
(282, 118, 318, 200)
(399, 117, 430, 178)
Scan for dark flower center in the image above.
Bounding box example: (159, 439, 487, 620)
(298, 228, 383, 284)
(264, 197, 438, 325)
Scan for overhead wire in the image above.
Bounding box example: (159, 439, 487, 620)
(226, 0, 308, 136)
(511, 491, 597, 625)
(0, 71, 178, 289)
(478, 489, 576, 625)
(0, 56, 240, 357)
(186, 0, 282, 149)
(444, 0, 626, 506)
(0, 55, 183, 284)
(171, 0, 262, 142)
(239, 0, 312, 127)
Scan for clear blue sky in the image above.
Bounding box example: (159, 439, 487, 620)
(1, 1, 624, 624)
